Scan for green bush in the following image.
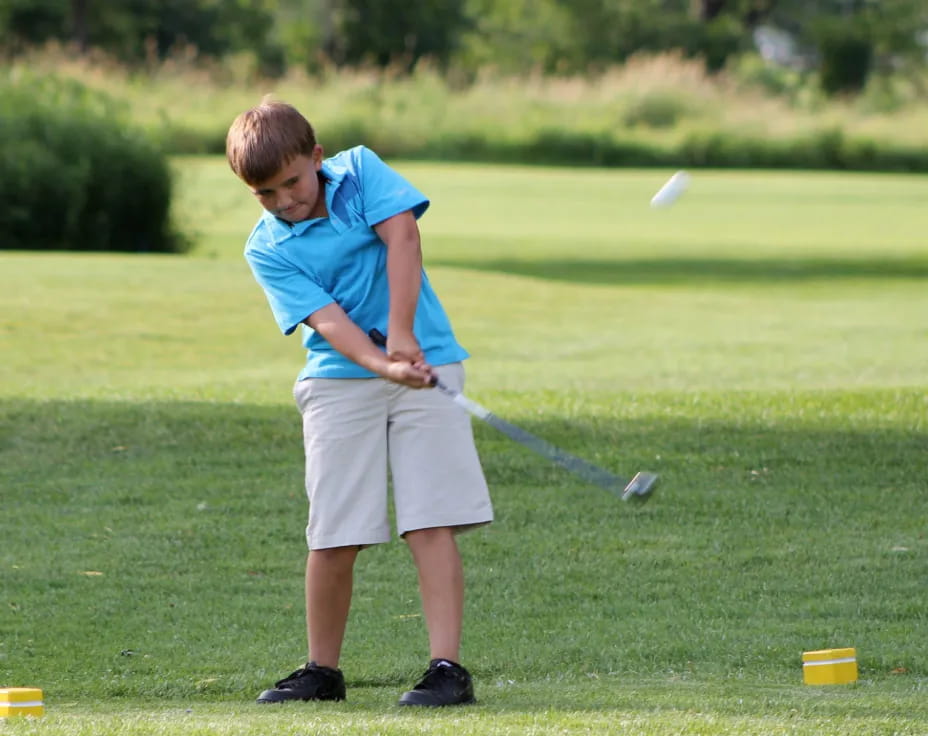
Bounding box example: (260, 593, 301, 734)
(0, 73, 188, 253)
(730, 53, 808, 100)
(622, 91, 692, 129)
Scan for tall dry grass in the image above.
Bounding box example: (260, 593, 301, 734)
(5, 43, 928, 163)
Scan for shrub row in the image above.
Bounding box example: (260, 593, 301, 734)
(0, 73, 187, 253)
(156, 120, 928, 173)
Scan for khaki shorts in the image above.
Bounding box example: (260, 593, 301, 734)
(293, 362, 493, 550)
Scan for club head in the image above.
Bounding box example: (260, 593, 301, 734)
(621, 472, 658, 502)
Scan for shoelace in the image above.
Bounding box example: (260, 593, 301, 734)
(414, 665, 461, 690)
(275, 666, 311, 687)
(277, 662, 342, 688)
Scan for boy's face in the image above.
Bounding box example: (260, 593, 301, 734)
(250, 145, 325, 223)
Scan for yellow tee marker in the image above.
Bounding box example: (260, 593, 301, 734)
(802, 648, 858, 685)
(0, 687, 44, 717)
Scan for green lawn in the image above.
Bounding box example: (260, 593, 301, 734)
(1, 161, 926, 735)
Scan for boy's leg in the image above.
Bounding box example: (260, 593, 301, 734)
(297, 375, 391, 665)
(399, 525, 476, 707)
(256, 546, 356, 704)
(306, 545, 359, 668)
(404, 527, 463, 663)
(387, 363, 493, 707)
(257, 378, 391, 704)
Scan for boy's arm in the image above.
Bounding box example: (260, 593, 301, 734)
(374, 210, 423, 363)
(306, 302, 433, 388)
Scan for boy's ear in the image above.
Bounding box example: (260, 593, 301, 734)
(312, 144, 325, 169)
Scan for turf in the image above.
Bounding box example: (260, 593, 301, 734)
(1, 163, 926, 734)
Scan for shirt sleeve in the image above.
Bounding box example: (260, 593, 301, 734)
(245, 246, 334, 336)
(355, 146, 430, 226)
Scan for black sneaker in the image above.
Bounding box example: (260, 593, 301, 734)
(256, 662, 346, 703)
(398, 659, 476, 707)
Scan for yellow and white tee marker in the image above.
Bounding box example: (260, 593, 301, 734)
(802, 648, 858, 685)
(0, 687, 45, 717)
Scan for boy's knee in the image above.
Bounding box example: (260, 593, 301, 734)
(309, 545, 360, 567)
(403, 526, 456, 548)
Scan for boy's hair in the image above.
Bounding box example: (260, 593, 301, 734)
(226, 99, 317, 185)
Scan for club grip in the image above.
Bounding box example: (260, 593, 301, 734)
(368, 328, 437, 387)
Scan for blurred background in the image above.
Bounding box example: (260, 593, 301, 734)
(2, 0, 927, 254)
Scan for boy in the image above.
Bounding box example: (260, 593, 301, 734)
(225, 99, 493, 707)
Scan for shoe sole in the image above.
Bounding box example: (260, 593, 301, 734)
(256, 693, 346, 704)
(397, 696, 476, 707)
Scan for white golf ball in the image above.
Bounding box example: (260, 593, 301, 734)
(650, 171, 690, 208)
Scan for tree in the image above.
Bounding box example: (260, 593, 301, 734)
(759, 0, 927, 92)
(70, 0, 87, 50)
(327, 0, 468, 69)
(0, 0, 69, 50)
(0, 0, 279, 67)
(683, 0, 926, 91)
(456, 0, 578, 74)
(551, 0, 745, 72)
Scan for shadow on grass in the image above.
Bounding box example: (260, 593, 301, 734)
(1, 394, 923, 530)
(429, 256, 928, 286)
(2, 394, 922, 492)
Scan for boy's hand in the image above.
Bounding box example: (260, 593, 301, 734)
(384, 359, 435, 389)
(386, 329, 424, 364)
(368, 327, 433, 388)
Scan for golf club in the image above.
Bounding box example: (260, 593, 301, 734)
(369, 329, 658, 502)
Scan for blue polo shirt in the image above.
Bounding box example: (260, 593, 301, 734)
(244, 145, 468, 380)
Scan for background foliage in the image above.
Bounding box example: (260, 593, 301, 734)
(5, 49, 927, 172)
(0, 70, 186, 253)
(1, 0, 926, 245)
(1, 0, 926, 91)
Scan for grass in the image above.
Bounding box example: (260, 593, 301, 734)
(1, 161, 927, 734)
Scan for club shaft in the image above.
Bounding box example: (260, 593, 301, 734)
(366, 329, 651, 499)
(432, 379, 632, 496)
